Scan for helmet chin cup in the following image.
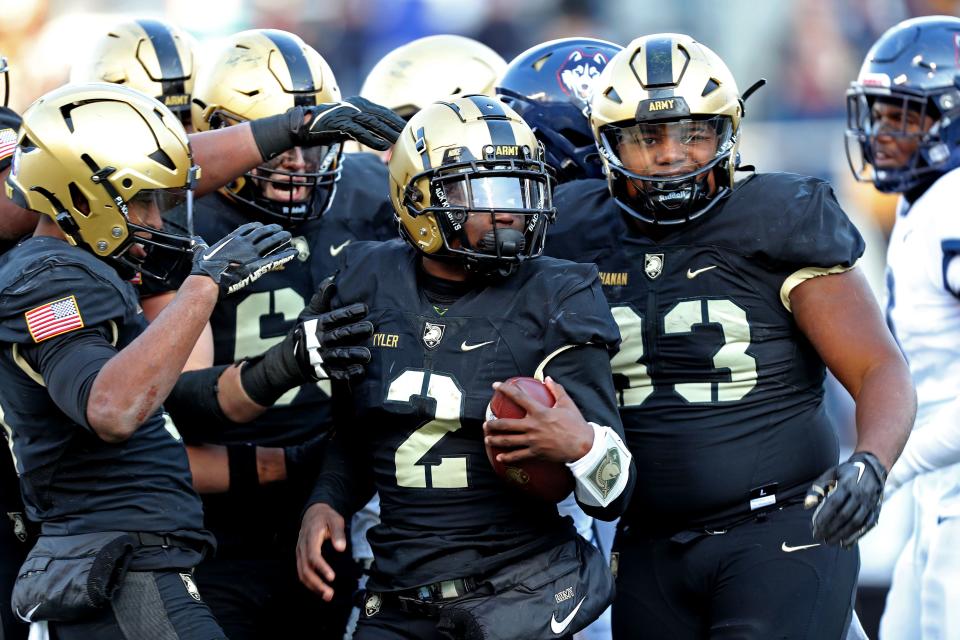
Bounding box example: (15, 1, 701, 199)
(476, 227, 526, 257)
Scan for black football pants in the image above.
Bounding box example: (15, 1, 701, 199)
(353, 594, 575, 640)
(193, 537, 361, 640)
(49, 570, 225, 640)
(611, 501, 859, 640)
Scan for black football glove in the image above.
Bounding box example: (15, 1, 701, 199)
(240, 278, 373, 406)
(249, 96, 406, 160)
(805, 451, 887, 547)
(191, 222, 296, 298)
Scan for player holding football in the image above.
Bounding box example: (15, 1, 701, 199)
(546, 34, 915, 639)
(296, 95, 635, 640)
(180, 29, 403, 639)
(845, 15, 960, 639)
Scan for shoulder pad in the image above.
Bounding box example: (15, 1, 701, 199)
(730, 173, 865, 270)
(0, 238, 137, 344)
(520, 257, 621, 354)
(547, 179, 624, 260)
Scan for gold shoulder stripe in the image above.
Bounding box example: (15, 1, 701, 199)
(780, 263, 857, 312)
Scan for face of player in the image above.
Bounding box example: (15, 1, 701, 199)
(254, 146, 316, 203)
(615, 119, 720, 197)
(442, 175, 529, 250)
(869, 101, 935, 169)
(124, 196, 162, 259)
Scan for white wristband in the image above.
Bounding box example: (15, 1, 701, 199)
(566, 422, 632, 508)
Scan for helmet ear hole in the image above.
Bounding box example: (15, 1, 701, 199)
(69, 182, 90, 216)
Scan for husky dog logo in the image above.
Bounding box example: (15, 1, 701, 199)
(557, 50, 611, 106)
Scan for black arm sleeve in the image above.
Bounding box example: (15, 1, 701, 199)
(19, 325, 118, 431)
(164, 365, 232, 443)
(304, 382, 376, 518)
(543, 344, 637, 521)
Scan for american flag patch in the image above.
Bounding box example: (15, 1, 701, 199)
(25, 296, 85, 343)
(0, 128, 16, 163)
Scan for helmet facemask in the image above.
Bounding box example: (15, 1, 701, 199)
(403, 147, 555, 276)
(845, 87, 952, 193)
(209, 108, 341, 226)
(599, 114, 736, 225)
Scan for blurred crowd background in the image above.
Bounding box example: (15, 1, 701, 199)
(3, 0, 956, 634)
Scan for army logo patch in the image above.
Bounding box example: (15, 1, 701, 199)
(364, 593, 381, 617)
(644, 254, 664, 280)
(589, 447, 622, 499)
(179, 573, 202, 602)
(422, 322, 445, 350)
(291, 236, 311, 262)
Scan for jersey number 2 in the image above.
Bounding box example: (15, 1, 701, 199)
(388, 370, 468, 489)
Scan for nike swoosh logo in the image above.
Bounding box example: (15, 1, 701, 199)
(202, 237, 235, 260)
(550, 596, 586, 635)
(330, 240, 351, 257)
(686, 265, 717, 279)
(461, 340, 494, 352)
(781, 542, 821, 553)
(853, 461, 865, 483)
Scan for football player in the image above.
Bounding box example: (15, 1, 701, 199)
(0, 58, 36, 640)
(497, 37, 622, 184)
(545, 34, 916, 639)
(70, 18, 212, 368)
(0, 83, 373, 639)
(360, 34, 506, 121)
(181, 29, 404, 640)
(846, 16, 960, 639)
(296, 94, 636, 640)
(71, 18, 198, 130)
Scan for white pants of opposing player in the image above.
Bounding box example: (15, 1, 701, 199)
(880, 465, 960, 640)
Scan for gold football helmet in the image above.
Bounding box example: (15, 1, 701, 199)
(70, 19, 197, 128)
(6, 83, 198, 281)
(192, 29, 342, 225)
(590, 34, 742, 225)
(361, 35, 506, 120)
(389, 95, 555, 274)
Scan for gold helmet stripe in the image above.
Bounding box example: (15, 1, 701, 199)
(261, 29, 317, 106)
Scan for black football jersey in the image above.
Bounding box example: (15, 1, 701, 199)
(326, 240, 622, 590)
(546, 174, 865, 531)
(0, 237, 206, 537)
(189, 152, 396, 447)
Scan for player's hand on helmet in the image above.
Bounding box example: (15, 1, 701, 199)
(190, 222, 296, 298)
(297, 502, 346, 601)
(805, 451, 887, 547)
(297, 97, 406, 151)
(239, 277, 373, 407)
(251, 97, 405, 160)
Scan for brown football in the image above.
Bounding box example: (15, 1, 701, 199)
(486, 377, 575, 503)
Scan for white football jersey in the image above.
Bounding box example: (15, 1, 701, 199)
(887, 167, 960, 515)
(887, 168, 960, 424)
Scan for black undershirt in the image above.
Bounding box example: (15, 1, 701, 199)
(415, 261, 477, 306)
